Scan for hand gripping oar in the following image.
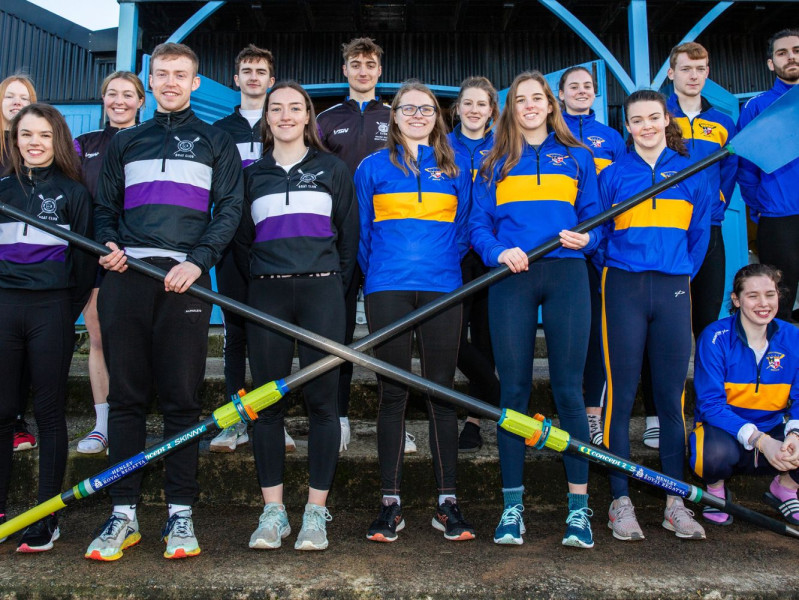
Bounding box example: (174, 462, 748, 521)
(1, 85, 797, 540)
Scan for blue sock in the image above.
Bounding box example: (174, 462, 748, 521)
(568, 493, 589, 511)
(502, 486, 524, 507)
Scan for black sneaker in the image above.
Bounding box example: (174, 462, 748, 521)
(432, 499, 475, 541)
(366, 502, 405, 542)
(17, 514, 59, 552)
(458, 421, 483, 453)
(0, 514, 7, 544)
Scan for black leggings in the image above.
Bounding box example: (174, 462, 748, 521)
(458, 250, 500, 415)
(99, 263, 211, 506)
(337, 265, 362, 418)
(758, 215, 799, 321)
(365, 290, 462, 496)
(0, 289, 72, 514)
(247, 275, 344, 490)
(691, 225, 726, 337)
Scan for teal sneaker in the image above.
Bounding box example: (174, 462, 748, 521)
(562, 507, 594, 548)
(294, 504, 332, 551)
(493, 504, 525, 545)
(249, 503, 291, 549)
(162, 510, 200, 559)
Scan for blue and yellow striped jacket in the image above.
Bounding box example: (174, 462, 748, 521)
(596, 147, 711, 278)
(563, 111, 626, 175)
(694, 314, 799, 439)
(355, 145, 472, 295)
(666, 94, 737, 226)
(470, 132, 600, 267)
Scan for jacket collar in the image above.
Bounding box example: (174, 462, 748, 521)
(733, 310, 780, 346)
(666, 93, 713, 118)
(153, 106, 195, 127)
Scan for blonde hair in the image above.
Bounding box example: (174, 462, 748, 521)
(1, 75, 38, 162)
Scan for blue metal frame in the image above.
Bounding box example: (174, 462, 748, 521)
(627, 0, 651, 89)
(650, 2, 734, 90)
(539, 0, 636, 94)
(116, 2, 139, 71)
(166, 2, 227, 44)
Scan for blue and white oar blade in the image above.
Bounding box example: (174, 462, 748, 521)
(731, 84, 799, 173)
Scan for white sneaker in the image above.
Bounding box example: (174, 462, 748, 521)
(404, 431, 417, 454)
(339, 417, 351, 453)
(209, 422, 248, 453)
(643, 416, 660, 449)
(285, 427, 296, 453)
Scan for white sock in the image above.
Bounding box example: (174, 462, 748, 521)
(113, 504, 136, 521)
(168, 503, 191, 518)
(340, 416, 350, 426)
(382, 495, 400, 506)
(438, 495, 456, 506)
(645, 416, 660, 429)
(94, 403, 109, 437)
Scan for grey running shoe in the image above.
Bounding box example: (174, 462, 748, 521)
(249, 503, 291, 549)
(209, 422, 249, 453)
(162, 510, 200, 559)
(85, 512, 141, 561)
(608, 496, 645, 541)
(294, 503, 332, 551)
(663, 499, 706, 539)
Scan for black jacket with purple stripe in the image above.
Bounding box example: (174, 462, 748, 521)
(233, 147, 358, 289)
(0, 165, 95, 316)
(94, 107, 243, 273)
(74, 124, 120, 199)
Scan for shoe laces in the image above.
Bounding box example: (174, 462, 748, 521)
(667, 501, 696, 525)
(99, 514, 129, 540)
(303, 506, 332, 532)
(499, 504, 524, 526)
(405, 432, 415, 443)
(259, 503, 287, 527)
(613, 499, 636, 521)
(566, 507, 593, 529)
(164, 513, 194, 539)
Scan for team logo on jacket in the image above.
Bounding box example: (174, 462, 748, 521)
(699, 122, 716, 137)
(297, 169, 324, 189)
(85, 152, 100, 159)
(375, 122, 389, 142)
(660, 171, 678, 179)
(38, 194, 63, 221)
(174, 136, 200, 158)
(426, 167, 444, 181)
(587, 136, 606, 148)
(766, 351, 785, 372)
(479, 149, 491, 157)
(333, 127, 349, 135)
(547, 153, 567, 166)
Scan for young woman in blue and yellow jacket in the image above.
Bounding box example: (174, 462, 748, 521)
(598, 90, 711, 542)
(447, 76, 500, 453)
(356, 80, 474, 544)
(470, 71, 600, 549)
(690, 264, 799, 526)
(557, 65, 628, 448)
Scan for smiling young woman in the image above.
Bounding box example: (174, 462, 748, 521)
(234, 81, 358, 552)
(0, 104, 94, 552)
(598, 90, 712, 542)
(356, 79, 474, 544)
(690, 264, 799, 528)
(471, 70, 600, 549)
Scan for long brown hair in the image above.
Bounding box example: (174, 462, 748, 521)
(9, 104, 81, 182)
(480, 71, 585, 183)
(451, 76, 500, 133)
(388, 80, 458, 178)
(1, 74, 38, 164)
(623, 90, 688, 157)
(260, 81, 326, 154)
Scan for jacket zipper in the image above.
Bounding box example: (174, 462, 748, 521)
(534, 145, 541, 185)
(415, 147, 423, 202)
(160, 113, 172, 172)
(579, 116, 583, 141)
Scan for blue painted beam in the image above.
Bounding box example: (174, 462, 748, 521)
(628, 0, 651, 89)
(651, 2, 734, 90)
(166, 1, 226, 44)
(303, 83, 462, 99)
(539, 0, 635, 94)
(116, 2, 139, 71)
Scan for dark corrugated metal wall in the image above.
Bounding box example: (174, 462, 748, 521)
(162, 30, 778, 106)
(0, 7, 115, 103)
